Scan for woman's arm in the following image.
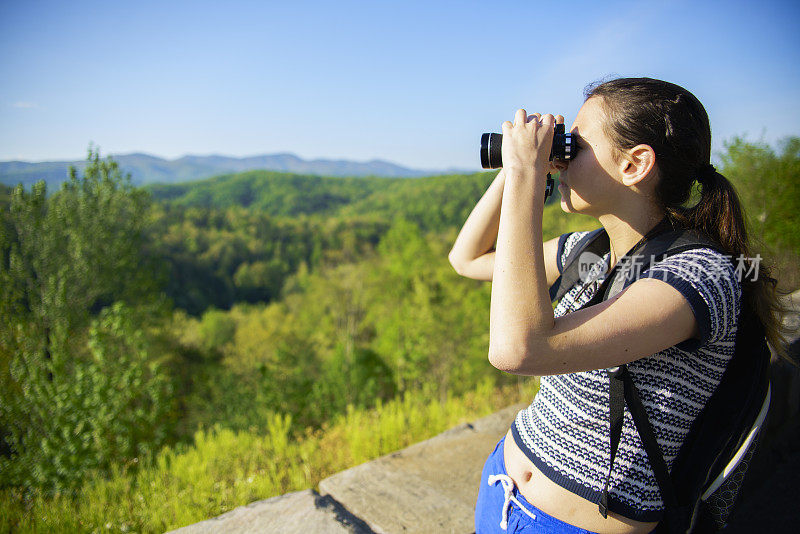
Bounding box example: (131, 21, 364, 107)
(487, 110, 702, 376)
(448, 142, 563, 284)
(448, 168, 505, 280)
(490, 278, 700, 376)
(488, 110, 555, 361)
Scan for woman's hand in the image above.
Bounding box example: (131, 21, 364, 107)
(500, 110, 564, 176)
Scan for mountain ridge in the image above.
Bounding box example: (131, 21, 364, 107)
(0, 152, 474, 189)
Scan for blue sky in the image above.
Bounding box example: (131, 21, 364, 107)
(1, 0, 799, 170)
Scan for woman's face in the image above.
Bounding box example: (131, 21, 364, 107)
(556, 96, 628, 217)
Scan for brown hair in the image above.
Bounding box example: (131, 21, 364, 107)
(584, 77, 790, 360)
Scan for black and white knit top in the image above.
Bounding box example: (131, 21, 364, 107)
(511, 230, 742, 521)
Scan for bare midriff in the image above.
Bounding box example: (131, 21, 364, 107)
(503, 429, 659, 534)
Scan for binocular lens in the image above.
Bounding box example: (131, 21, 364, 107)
(480, 133, 502, 169)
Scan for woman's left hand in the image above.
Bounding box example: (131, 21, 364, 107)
(500, 110, 560, 176)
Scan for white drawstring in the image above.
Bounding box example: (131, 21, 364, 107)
(487, 474, 537, 530)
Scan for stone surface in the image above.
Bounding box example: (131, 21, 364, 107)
(165, 489, 374, 534)
(318, 403, 526, 534)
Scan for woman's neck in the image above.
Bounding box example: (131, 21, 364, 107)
(598, 208, 666, 271)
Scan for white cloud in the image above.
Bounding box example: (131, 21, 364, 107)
(12, 101, 39, 109)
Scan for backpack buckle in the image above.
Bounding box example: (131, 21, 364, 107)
(598, 491, 609, 519)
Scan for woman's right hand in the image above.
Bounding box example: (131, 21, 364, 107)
(500, 109, 556, 178)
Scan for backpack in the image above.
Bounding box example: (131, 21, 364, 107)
(551, 219, 772, 533)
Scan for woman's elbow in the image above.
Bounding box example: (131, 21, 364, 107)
(488, 345, 541, 375)
(448, 252, 465, 275)
(488, 349, 518, 373)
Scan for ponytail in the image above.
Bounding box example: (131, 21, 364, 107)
(669, 164, 745, 258)
(668, 166, 790, 361)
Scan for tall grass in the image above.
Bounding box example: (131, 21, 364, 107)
(1, 378, 537, 533)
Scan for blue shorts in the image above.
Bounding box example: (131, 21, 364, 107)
(474, 435, 598, 533)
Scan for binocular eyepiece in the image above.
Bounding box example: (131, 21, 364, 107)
(480, 123, 578, 169)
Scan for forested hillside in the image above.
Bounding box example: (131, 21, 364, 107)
(2, 137, 798, 532)
(144, 169, 581, 313)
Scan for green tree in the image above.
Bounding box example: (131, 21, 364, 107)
(720, 136, 800, 288)
(198, 308, 237, 353)
(0, 147, 174, 494)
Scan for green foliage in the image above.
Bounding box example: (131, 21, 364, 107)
(147, 170, 384, 215)
(197, 308, 236, 353)
(0, 148, 174, 494)
(719, 136, 800, 288)
(144, 170, 597, 315)
(310, 344, 397, 421)
(0, 183, 11, 209)
(148, 203, 387, 314)
(148, 169, 506, 234)
(0, 304, 175, 493)
(2, 136, 795, 531)
(165, 203, 595, 438)
(0, 147, 164, 340)
(159, 215, 502, 436)
(0, 380, 536, 533)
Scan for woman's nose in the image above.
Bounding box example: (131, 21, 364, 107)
(552, 159, 569, 173)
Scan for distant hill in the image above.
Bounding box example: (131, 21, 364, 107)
(0, 152, 472, 190)
(147, 169, 392, 216)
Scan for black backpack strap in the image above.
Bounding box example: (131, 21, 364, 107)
(600, 365, 679, 519)
(598, 365, 625, 518)
(623, 367, 679, 511)
(549, 228, 608, 302)
(603, 229, 724, 301)
(591, 222, 728, 524)
(551, 218, 712, 305)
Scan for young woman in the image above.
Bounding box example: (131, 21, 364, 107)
(448, 78, 784, 533)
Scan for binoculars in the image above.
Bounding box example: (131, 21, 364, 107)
(480, 123, 579, 201)
(480, 123, 578, 168)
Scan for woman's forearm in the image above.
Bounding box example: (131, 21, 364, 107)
(448, 169, 506, 268)
(488, 167, 554, 369)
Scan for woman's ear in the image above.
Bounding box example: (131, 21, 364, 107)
(620, 144, 656, 187)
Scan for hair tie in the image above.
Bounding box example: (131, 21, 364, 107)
(696, 163, 716, 185)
